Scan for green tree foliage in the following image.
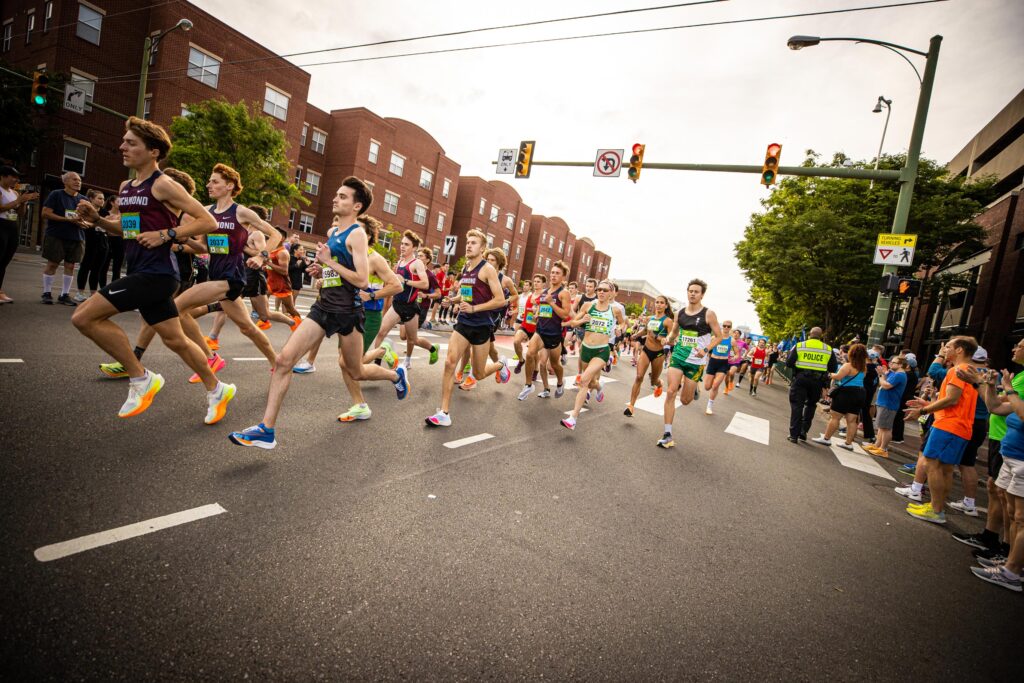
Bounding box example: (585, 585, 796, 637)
(165, 99, 305, 209)
(734, 151, 997, 342)
(625, 302, 644, 318)
(0, 64, 67, 166)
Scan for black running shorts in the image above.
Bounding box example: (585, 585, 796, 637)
(454, 322, 491, 346)
(241, 268, 267, 298)
(539, 333, 562, 350)
(706, 357, 731, 376)
(308, 302, 364, 338)
(100, 273, 179, 326)
(392, 300, 420, 324)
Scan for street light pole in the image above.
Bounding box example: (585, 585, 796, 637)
(870, 96, 892, 190)
(867, 34, 942, 347)
(135, 19, 193, 120)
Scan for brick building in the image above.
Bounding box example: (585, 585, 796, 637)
(593, 250, 612, 281)
(450, 177, 531, 280)
(569, 236, 595, 283)
(524, 215, 572, 282)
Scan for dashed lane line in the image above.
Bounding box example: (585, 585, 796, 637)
(443, 433, 495, 449)
(34, 503, 227, 562)
(0, 358, 25, 363)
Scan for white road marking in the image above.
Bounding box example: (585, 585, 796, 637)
(566, 375, 618, 390)
(34, 503, 227, 562)
(232, 357, 268, 361)
(564, 408, 589, 416)
(0, 358, 25, 363)
(633, 392, 664, 415)
(724, 412, 770, 445)
(443, 433, 494, 449)
(831, 445, 896, 481)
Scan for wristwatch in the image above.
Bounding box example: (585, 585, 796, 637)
(260, 250, 269, 259)
(370, 291, 376, 300)
(167, 227, 178, 241)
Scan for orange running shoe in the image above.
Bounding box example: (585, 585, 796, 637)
(204, 336, 220, 351)
(455, 370, 464, 384)
(256, 319, 272, 331)
(654, 385, 663, 398)
(189, 353, 227, 384)
(459, 375, 477, 391)
(289, 315, 301, 331)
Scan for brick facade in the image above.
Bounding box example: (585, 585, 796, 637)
(524, 215, 572, 282)
(450, 177, 531, 280)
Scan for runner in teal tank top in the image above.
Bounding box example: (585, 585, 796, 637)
(626, 295, 675, 417)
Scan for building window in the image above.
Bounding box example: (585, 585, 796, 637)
(413, 204, 427, 225)
(442, 178, 451, 198)
(379, 230, 393, 251)
(489, 205, 499, 222)
(506, 214, 514, 229)
(149, 35, 159, 65)
(558, 240, 563, 254)
(294, 166, 302, 185)
(520, 219, 526, 234)
(2, 21, 11, 53)
(25, 10, 34, 44)
(305, 170, 320, 196)
(431, 247, 440, 265)
(143, 95, 152, 120)
(368, 140, 380, 164)
(537, 255, 543, 267)
(515, 245, 521, 261)
(486, 233, 494, 248)
(389, 152, 405, 177)
(436, 212, 445, 232)
(76, 3, 102, 45)
(298, 213, 314, 233)
(311, 129, 327, 154)
(187, 47, 220, 88)
(364, 181, 374, 193)
(62, 140, 88, 175)
(180, 105, 191, 117)
(300, 123, 308, 146)
(44, 2, 53, 31)
(502, 240, 510, 256)
(288, 210, 296, 230)
(479, 198, 486, 215)
(69, 71, 96, 112)
(548, 235, 554, 248)
(567, 245, 573, 258)
(263, 85, 289, 120)
(545, 258, 551, 270)
(383, 191, 399, 214)
(419, 168, 433, 190)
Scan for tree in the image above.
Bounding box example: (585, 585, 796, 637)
(0, 64, 67, 166)
(625, 302, 644, 318)
(734, 151, 997, 342)
(165, 99, 305, 209)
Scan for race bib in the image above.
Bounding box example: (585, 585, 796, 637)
(647, 319, 662, 333)
(322, 259, 342, 288)
(207, 234, 229, 255)
(121, 212, 141, 239)
(460, 283, 473, 303)
(538, 304, 553, 319)
(525, 311, 535, 324)
(679, 329, 699, 346)
(588, 318, 612, 335)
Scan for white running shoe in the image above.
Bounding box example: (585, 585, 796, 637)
(948, 499, 979, 517)
(424, 410, 452, 428)
(811, 436, 832, 446)
(538, 390, 551, 399)
(554, 384, 564, 398)
(517, 385, 535, 401)
(894, 485, 924, 502)
(205, 382, 236, 425)
(292, 360, 316, 374)
(119, 371, 165, 418)
(705, 404, 713, 415)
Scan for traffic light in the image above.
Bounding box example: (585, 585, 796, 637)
(879, 273, 900, 293)
(761, 143, 782, 186)
(897, 278, 921, 298)
(628, 143, 645, 183)
(31, 71, 49, 106)
(515, 140, 535, 179)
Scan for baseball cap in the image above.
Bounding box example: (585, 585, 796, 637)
(904, 352, 917, 368)
(0, 165, 21, 177)
(973, 347, 989, 362)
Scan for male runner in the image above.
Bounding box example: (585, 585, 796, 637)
(657, 279, 724, 448)
(513, 275, 543, 374)
(72, 117, 235, 423)
(454, 247, 518, 391)
(702, 320, 733, 415)
(429, 262, 450, 326)
(747, 338, 768, 396)
(229, 177, 408, 448)
(424, 229, 511, 427)
(266, 226, 303, 323)
(519, 261, 572, 400)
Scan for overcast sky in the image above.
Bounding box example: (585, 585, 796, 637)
(196, 0, 1024, 332)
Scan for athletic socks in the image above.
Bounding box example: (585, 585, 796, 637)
(911, 482, 924, 494)
(43, 274, 54, 294)
(133, 346, 146, 360)
(664, 424, 672, 435)
(61, 275, 73, 296)
(707, 399, 714, 409)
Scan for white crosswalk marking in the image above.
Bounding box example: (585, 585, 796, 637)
(830, 445, 896, 481)
(633, 392, 663, 415)
(724, 412, 770, 445)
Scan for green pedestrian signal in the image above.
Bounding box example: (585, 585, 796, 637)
(31, 71, 49, 106)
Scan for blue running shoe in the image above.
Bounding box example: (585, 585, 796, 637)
(228, 423, 277, 449)
(393, 366, 409, 400)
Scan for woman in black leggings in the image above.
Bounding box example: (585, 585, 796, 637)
(74, 189, 108, 301)
(97, 195, 122, 288)
(0, 166, 39, 303)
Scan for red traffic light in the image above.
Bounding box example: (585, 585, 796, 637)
(632, 143, 644, 155)
(767, 143, 781, 157)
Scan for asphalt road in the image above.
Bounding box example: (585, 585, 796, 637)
(1, 256, 1021, 681)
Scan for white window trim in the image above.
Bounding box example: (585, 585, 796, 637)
(436, 212, 446, 232)
(62, 136, 91, 175)
(298, 212, 315, 233)
(489, 205, 499, 222)
(419, 167, 433, 190)
(413, 203, 428, 225)
(311, 128, 327, 154)
(186, 45, 221, 89)
(305, 169, 321, 196)
(68, 68, 97, 112)
(300, 123, 308, 146)
(479, 198, 486, 215)
(263, 83, 290, 121)
(75, 2, 104, 44)
(389, 152, 406, 177)
(383, 191, 400, 215)
(368, 139, 381, 163)
(442, 178, 451, 198)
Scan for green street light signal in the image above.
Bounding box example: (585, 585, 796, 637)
(761, 142, 781, 185)
(31, 71, 49, 106)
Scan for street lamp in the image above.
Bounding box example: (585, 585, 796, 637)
(870, 95, 892, 189)
(787, 33, 942, 347)
(135, 18, 193, 119)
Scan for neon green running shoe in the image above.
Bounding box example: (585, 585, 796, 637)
(463, 362, 472, 374)
(99, 362, 128, 379)
(381, 340, 398, 370)
(429, 344, 439, 365)
(338, 403, 372, 422)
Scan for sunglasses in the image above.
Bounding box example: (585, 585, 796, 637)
(596, 287, 611, 292)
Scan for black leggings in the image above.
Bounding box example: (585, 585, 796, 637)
(0, 219, 19, 290)
(77, 230, 108, 293)
(100, 235, 124, 288)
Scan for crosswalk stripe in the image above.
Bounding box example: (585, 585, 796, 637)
(830, 445, 896, 481)
(724, 412, 770, 445)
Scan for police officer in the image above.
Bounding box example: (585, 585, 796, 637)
(786, 326, 838, 443)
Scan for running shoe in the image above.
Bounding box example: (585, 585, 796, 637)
(974, 545, 1010, 562)
(948, 499, 979, 517)
(970, 565, 1022, 592)
(425, 410, 452, 428)
(380, 340, 398, 370)
(517, 385, 535, 401)
(514, 359, 524, 374)
(862, 443, 883, 455)
(898, 463, 916, 473)
(393, 366, 409, 400)
(455, 370, 464, 384)
(189, 353, 226, 384)
(256, 319, 272, 331)
(554, 384, 564, 398)
(560, 416, 576, 431)
(73, 292, 88, 302)
(694, 385, 700, 401)
(811, 436, 832, 446)
(429, 345, 439, 365)
(894, 485, 924, 502)
(654, 385, 663, 398)
(289, 315, 301, 331)
(596, 387, 605, 403)
(57, 293, 78, 306)
(907, 505, 945, 524)
(205, 336, 220, 351)
(118, 371, 164, 418)
(575, 374, 582, 386)
(538, 389, 551, 399)
(836, 442, 854, 451)
(463, 362, 472, 375)
(204, 382, 236, 425)
(624, 405, 634, 417)
(656, 433, 675, 449)
(292, 360, 316, 374)
(41, 292, 53, 305)
(496, 358, 511, 384)
(459, 375, 477, 391)
(402, 357, 412, 371)
(705, 404, 713, 416)
(99, 362, 128, 379)
(228, 423, 277, 449)
(952, 532, 994, 551)
(338, 403, 372, 422)
(604, 361, 612, 373)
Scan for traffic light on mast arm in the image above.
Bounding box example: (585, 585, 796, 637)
(628, 143, 645, 183)
(31, 71, 49, 106)
(515, 140, 535, 179)
(761, 143, 782, 186)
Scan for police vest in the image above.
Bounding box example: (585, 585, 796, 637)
(794, 339, 833, 372)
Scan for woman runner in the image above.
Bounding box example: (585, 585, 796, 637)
(624, 295, 674, 417)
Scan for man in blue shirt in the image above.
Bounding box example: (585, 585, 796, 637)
(40, 172, 89, 306)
